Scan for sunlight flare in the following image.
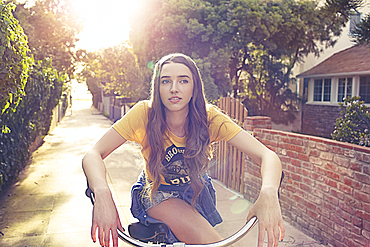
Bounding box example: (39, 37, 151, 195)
(71, 0, 140, 51)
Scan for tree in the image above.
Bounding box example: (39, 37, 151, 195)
(13, 0, 82, 79)
(78, 43, 147, 101)
(129, 0, 229, 101)
(0, 0, 73, 191)
(98, 44, 146, 99)
(129, 0, 362, 123)
(0, 0, 32, 131)
(228, 0, 363, 124)
(332, 96, 370, 147)
(352, 13, 370, 45)
(226, 0, 302, 123)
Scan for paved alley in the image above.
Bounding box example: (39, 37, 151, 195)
(0, 93, 324, 246)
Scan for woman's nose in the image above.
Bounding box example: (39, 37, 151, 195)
(170, 82, 179, 93)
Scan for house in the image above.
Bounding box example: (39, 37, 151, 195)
(297, 45, 370, 138)
(280, 5, 370, 137)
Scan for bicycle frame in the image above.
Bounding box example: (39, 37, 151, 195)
(86, 188, 258, 247)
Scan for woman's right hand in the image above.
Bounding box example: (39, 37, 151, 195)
(82, 128, 127, 246)
(91, 189, 124, 247)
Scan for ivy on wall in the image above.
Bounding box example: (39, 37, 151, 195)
(0, 1, 32, 123)
(0, 59, 64, 191)
(0, 1, 65, 191)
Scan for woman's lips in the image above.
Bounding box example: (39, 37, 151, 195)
(169, 96, 181, 103)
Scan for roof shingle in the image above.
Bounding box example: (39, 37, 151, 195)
(297, 45, 370, 77)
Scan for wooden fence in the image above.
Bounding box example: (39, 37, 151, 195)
(211, 97, 248, 194)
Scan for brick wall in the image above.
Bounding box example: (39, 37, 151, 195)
(301, 104, 342, 139)
(244, 116, 370, 247)
(244, 116, 272, 131)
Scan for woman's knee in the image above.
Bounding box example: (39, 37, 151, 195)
(147, 198, 223, 243)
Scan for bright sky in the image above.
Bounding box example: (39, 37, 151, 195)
(70, 0, 140, 52)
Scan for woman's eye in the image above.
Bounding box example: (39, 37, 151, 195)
(161, 79, 170, 84)
(180, 79, 188, 84)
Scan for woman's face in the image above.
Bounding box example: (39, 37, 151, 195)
(159, 62, 194, 116)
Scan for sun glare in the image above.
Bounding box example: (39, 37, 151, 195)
(71, 0, 140, 52)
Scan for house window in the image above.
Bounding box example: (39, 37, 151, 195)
(314, 79, 331, 102)
(360, 76, 370, 103)
(349, 12, 361, 34)
(338, 77, 352, 102)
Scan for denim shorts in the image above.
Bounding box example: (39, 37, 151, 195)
(141, 190, 181, 211)
(131, 171, 223, 227)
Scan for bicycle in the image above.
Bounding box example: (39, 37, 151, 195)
(86, 187, 258, 247)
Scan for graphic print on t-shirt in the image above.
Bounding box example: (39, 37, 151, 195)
(162, 144, 191, 186)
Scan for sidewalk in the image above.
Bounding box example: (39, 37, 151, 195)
(0, 98, 324, 247)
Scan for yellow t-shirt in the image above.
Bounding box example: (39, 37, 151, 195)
(112, 100, 242, 186)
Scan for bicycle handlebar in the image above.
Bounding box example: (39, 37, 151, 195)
(86, 188, 258, 247)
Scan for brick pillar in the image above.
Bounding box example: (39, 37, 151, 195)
(244, 116, 272, 132)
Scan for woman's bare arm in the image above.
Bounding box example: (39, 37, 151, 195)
(82, 128, 127, 247)
(228, 130, 285, 247)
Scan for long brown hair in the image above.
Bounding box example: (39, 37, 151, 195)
(146, 53, 211, 206)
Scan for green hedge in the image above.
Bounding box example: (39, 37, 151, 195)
(0, 60, 64, 191)
(0, 1, 67, 192)
(0, 1, 31, 120)
(332, 96, 370, 147)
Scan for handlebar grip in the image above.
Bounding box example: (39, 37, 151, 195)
(85, 187, 95, 205)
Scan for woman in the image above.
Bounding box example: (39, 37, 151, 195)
(82, 53, 285, 247)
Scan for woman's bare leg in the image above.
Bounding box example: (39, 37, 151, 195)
(147, 198, 224, 244)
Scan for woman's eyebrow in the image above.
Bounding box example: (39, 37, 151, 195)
(160, 75, 191, 79)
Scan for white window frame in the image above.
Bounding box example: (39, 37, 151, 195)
(305, 75, 370, 106)
(311, 78, 332, 103)
(359, 75, 370, 104)
(337, 77, 353, 102)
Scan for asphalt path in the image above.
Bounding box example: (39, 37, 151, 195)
(0, 98, 324, 247)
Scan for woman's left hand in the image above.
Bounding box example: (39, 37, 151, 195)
(247, 187, 285, 247)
